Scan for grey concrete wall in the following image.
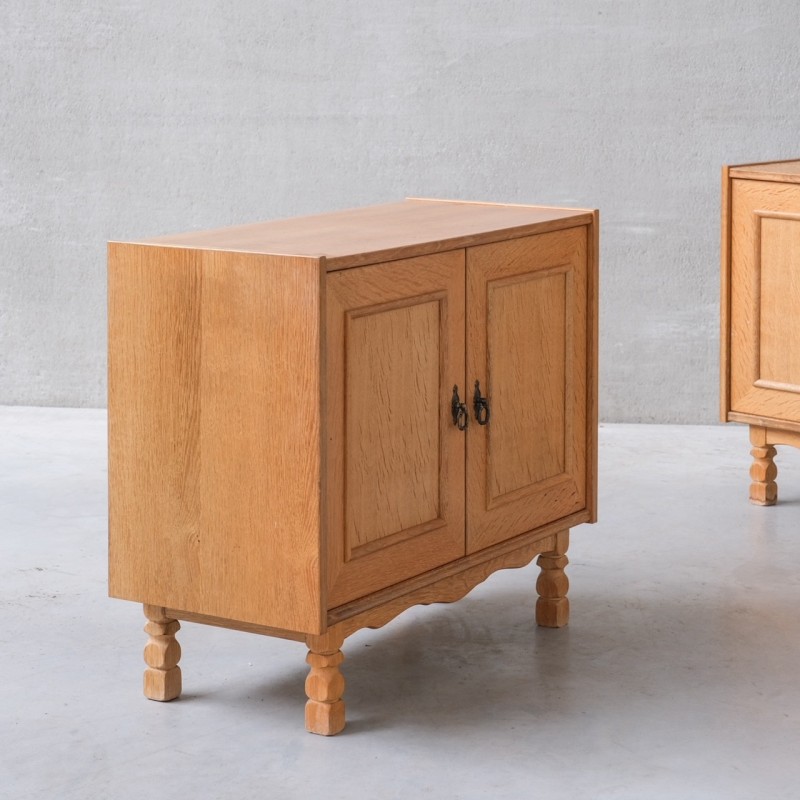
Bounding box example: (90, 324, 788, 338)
(2, 1, 799, 420)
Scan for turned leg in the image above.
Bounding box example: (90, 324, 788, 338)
(304, 626, 345, 736)
(536, 530, 569, 628)
(143, 604, 182, 701)
(749, 426, 777, 506)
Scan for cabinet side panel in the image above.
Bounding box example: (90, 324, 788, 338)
(109, 246, 323, 634)
(198, 251, 323, 632)
(586, 211, 599, 523)
(720, 166, 732, 420)
(108, 243, 203, 608)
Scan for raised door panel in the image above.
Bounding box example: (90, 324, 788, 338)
(326, 250, 466, 607)
(466, 228, 589, 553)
(730, 179, 800, 421)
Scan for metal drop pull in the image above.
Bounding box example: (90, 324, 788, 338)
(451, 385, 468, 431)
(473, 381, 490, 425)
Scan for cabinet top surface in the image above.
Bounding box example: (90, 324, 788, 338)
(729, 160, 800, 183)
(113, 199, 594, 269)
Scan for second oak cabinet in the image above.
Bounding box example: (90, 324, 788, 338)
(721, 160, 800, 504)
(108, 199, 598, 735)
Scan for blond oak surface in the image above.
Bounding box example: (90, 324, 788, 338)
(586, 211, 600, 523)
(758, 215, 800, 388)
(137, 199, 592, 271)
(722, 161, 800, 506)
(108, 245, 324, 633)
(304, 627, 346, 736)
(142, 605, 182, 702)
(748, 426, 778, 506)
(162, 516, 589, 641)
(325, 250, 466, 607)
(729, 159, 800, 184)
(466, 228, 589, 553)
(535, 531, 570, 628)
(346, 301, 441, 551)
(720, 165, 733, 421)
(760, 426, 800, 450)
(728, 179, 800, 423)
(335, 529, 567, 638)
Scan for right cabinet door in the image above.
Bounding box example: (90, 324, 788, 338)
(466, 227, 590, 553)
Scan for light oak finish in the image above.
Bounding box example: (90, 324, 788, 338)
(108, 246, 324, 633)
(325, 251, 466, 606)
(109, 199, 598, 734)
(466, 228, 588, 553)
(144, 199, 594, 271)
(305, 627, 346, 736)
(143, 605, 182, 701)
(165, 527, 578, 641)
(337, 530, 564, 638)
(749, 426, 778, 506)
(535, 531, 570, 628)
(721, 161, 800, 504)
(730, 159, 800, 185)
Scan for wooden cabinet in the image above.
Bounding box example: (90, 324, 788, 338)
(109, 199, 598, 734)
(721, 160, 800, 504)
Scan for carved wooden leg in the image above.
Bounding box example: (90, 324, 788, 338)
(749, 426, 777, 506)
(304, 626, 345, 736)
(143, 604, 182, 701)
(536, 530, 569, 628)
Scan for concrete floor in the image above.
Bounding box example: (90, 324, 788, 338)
(2, 407, 800, 799)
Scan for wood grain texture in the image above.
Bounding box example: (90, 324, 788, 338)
(164, 609, 307, 642)
(722, 165, 800, 504)
(749, 442, 778, 506)
(143, 605, 182, 701)
(108, 244, 325, 633)
(728, 410, 800, 434)
(730, 160, 800, 184)
(327, 509, 590, 629)
(487, 268, 567, 495)
(762, 427, 800, 450)
(535, 531, 569, 628)
(305, 627, 346, 736)
(587, 211, 599, 523)
(757, 215, 800, 389)
(325, 250, 466, 607)
(745, 424, 800, 506)
(729, 179, 800, 423)
(720, 165, 732, 421)
(134, 199, 592, 271)
(465, 227, 589, 553)
(337, 532, 560, 638)
(346, 300, 440, 552)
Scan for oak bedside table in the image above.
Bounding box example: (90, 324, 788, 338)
(721, 160, 800, 505)
(108, 198, 599, 735)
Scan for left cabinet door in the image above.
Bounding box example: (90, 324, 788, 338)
(326, 250, 466, 608)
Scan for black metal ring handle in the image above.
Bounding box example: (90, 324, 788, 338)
(473, 381, 490, 425)
(451, 385, 468, 431)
